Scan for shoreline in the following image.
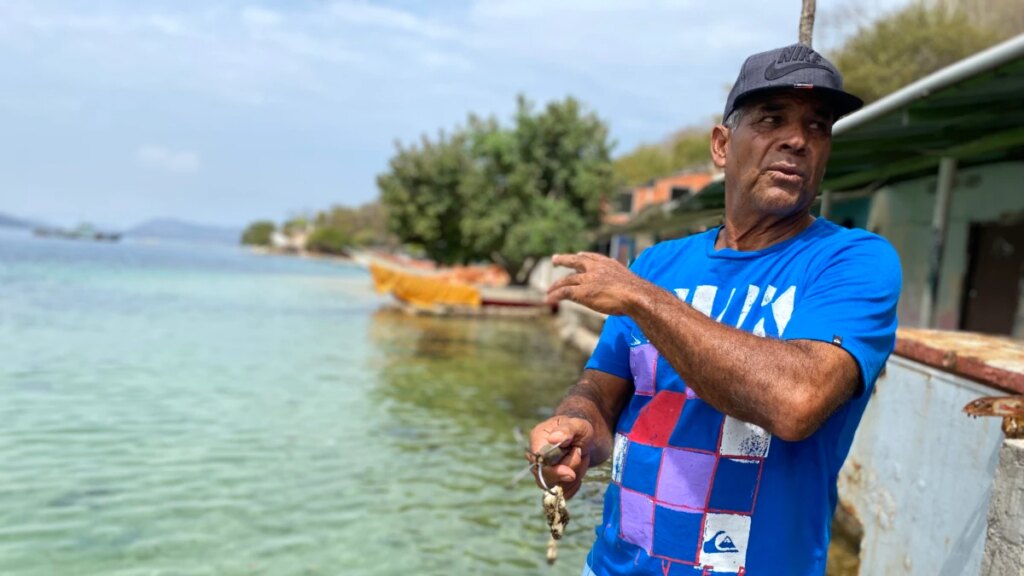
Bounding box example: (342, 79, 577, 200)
(247, 246, 355, 265)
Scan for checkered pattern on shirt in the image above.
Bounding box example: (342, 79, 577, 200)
(608, 343, 770, 574)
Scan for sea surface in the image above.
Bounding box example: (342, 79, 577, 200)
(0, 229, 603, 576)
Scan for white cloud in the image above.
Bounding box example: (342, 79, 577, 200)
(324, 1, 455, 40)
(241, 6, 281, 30)
(135, 146, 201, 174)
(2, 0, 918, 226)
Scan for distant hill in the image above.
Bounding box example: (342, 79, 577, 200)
(0, 212, 37, 229)
(125, 218, 242, 246)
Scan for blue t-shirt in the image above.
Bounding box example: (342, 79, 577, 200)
(583, 219, 901, 576)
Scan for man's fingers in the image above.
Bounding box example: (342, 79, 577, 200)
(561, 446, 584, 471)
(528, 419, 571, 456)
(546, 273, 589, 296)
(535, 461, 577, 490)
(526, 417, 594, 496)
(546, 286, 575, 305)
(552, 251, 607, 270)
(546, 273, 579, 292)
(551, 253, 588, 272)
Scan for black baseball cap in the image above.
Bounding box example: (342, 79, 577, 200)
(723, 43, 863, 122)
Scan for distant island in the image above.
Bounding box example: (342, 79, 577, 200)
(125, 218, 242, 246)
(34, 223, 121, 242)
(0, 212, 39, 230)
(0, 213, 243, 247)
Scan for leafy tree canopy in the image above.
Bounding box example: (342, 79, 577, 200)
(306, 202, 392, 254)
(612, 125, 713, 188)
(240, 221, 275, 246)
(378, 95, 614, 283)
(306, 226, 352, 255)
(830, 0, 1014, 104)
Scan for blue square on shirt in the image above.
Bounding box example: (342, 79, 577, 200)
(668, 398, 724, 453)
(655, 355, 685, 392)
(707, 457, 761, 514)
(620, 441, 661, 496)
(652, 504, 703, 563)
(617, 395, 652, 435)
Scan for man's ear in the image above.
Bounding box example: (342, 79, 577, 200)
(710, 125, 729, 169)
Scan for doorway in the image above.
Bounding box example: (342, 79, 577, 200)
(960, 219, 1024, 336)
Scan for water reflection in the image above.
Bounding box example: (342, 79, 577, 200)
(368, 307, 586, 429)
(365, 307, 610, 574)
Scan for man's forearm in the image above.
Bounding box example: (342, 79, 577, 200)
(628, 285, 853, 440)
(555, 371, 631, 466)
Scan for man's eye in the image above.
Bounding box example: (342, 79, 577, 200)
(760, 116, 780, 125)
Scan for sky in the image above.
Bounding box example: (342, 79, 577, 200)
(0, 0, 911, 229)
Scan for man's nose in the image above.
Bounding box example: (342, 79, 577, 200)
(778, 124, 808, 154)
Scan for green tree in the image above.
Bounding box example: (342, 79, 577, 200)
(670, 128, 712, 172)
(282, 215, 310, 236)
(461, 96, 614, 281)
(304, 202, 393, 255)
(945, 0, 1024, 41)
(830, 2, 1004, 104)
(377, 129, 477, 265)
(377, 95, 615, 282)
(306, 226, 352, 255)
(240, 221, 275, 246)
(612, 124, 712, 188)
(347, 202, 392, 247)
(499, 197, 587, 274)
(612, 145, 673, 188)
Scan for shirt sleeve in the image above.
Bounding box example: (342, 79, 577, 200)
(781, 233, 902, 397)
(584, 314, 633, 379)
(581, 247, 654, 380)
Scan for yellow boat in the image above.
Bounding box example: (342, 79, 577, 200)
(369, 262, 482, 310)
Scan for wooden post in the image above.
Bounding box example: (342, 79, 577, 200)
(800, 0, 816, 46)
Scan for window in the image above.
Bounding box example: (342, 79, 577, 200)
(670, 187, 691, 201)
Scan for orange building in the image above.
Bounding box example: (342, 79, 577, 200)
(631, 171, 713, 214)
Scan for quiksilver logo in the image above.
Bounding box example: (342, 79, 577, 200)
(764, 45, 834, 81)
(703, 531, 739, 554)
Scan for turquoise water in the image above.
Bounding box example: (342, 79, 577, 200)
(0, 230, 605, 575)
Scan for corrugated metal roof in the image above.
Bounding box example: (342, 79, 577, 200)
(824, 34, 1024, 192)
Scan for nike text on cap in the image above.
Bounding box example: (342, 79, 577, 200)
(723, 43, 863, 122)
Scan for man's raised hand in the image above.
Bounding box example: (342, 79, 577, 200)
(546, 252, 650, 316)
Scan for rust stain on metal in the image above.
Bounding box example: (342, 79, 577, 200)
(895, 328, 1024, 395)
(963, 395, 1024, 438)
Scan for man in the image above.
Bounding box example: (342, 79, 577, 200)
(530, 43, 901, 575)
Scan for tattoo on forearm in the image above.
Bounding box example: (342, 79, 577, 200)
(558, 378, 616, 431)
(558, 407, 593, 422)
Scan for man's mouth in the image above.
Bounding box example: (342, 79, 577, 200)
(764, 162, 805, 182)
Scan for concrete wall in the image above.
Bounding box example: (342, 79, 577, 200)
(980, 439, 1024, 576)
(867, 161, 1024, 330)
(839, 355, 1005, 576)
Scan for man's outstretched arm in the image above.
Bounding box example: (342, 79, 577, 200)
(528, 369, 632, 499)
(546, 252, 861, 442)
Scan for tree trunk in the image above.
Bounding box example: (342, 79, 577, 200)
(516, 257, 539, 286)
(799, 0, 816, 47)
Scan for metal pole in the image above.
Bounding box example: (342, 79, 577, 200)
(920, 157, 957, 328)
(820, 189, 833, 220)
